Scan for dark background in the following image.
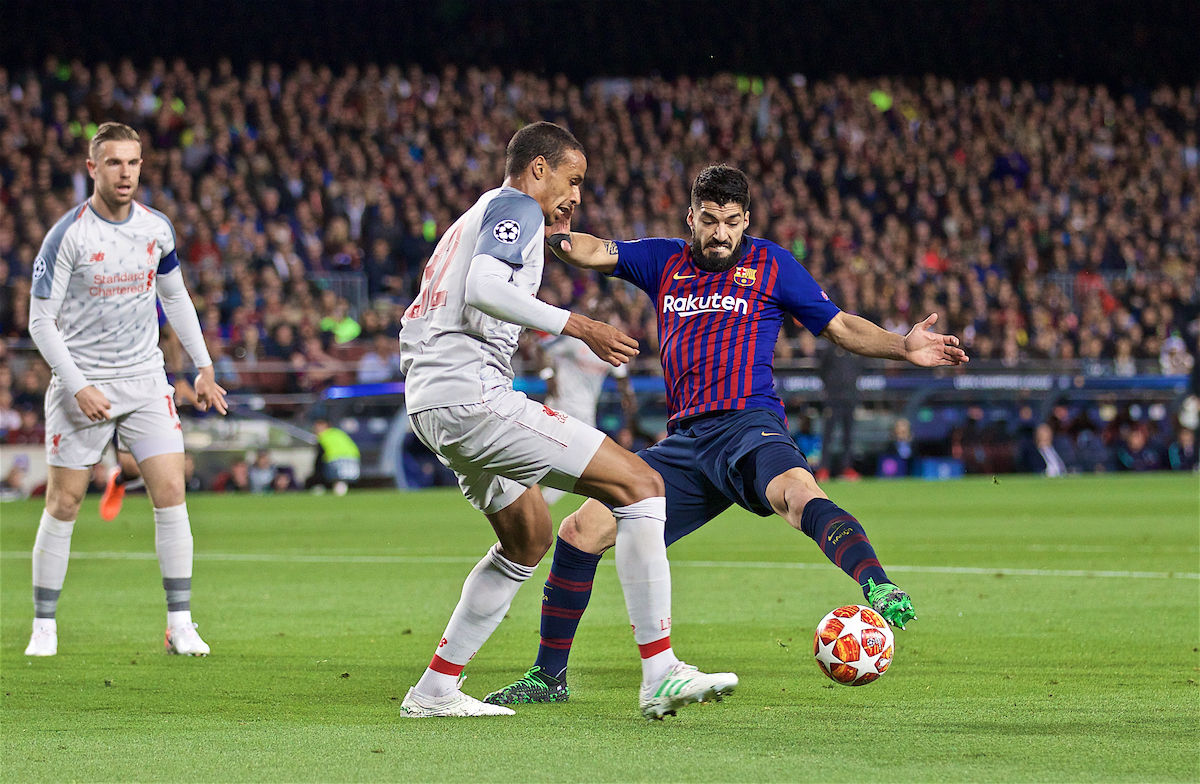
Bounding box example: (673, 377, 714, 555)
(2, 0, 1198, 84)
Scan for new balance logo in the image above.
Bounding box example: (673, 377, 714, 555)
(87, 252, 105, 263)
(662, 293, 749, 317)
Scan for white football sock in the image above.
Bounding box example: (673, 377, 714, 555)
(613, 496, 680, 685)
(154, 504, 194, 617)
(414, 543, 534, 698)
(32, 511, 75, 618)
(167, 610, 193, 628)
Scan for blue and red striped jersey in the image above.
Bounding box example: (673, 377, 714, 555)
(613, 236, 840, 428)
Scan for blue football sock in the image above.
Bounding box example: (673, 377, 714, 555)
(799, 498, 890, 599)
(533, 537, 602, 680)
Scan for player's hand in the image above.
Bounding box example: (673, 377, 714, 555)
(193, 366, 229, 415)
(546, 209, 572, 254)
(75, 386, 112, 422)
(903, 313, 969, 367)
(564, 313, 639, 367)
(173, 378, 199, 407)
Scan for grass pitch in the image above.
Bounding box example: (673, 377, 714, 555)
(1, 474, 1197, 782)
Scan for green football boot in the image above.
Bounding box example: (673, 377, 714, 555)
(865, 578, 916, 629)
(483, 666, 570, 705)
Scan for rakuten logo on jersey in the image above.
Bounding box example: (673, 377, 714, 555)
(662, 293, 750, 317)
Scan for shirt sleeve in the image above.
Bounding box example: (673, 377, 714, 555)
(148, 206, 180, 275)
(773, 249, 842, 336)
(472, 191, 546, 267)
(32, 209, 80, 300)
(612, 237, 685, 299)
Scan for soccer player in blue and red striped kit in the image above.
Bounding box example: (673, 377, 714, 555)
(485, 164, 969, 705)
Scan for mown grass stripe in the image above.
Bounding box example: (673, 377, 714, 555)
(1, 551, 1195, 579)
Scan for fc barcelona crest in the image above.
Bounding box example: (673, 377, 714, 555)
(734, 266, 757, 287)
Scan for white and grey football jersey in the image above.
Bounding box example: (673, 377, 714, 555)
(400, 187, 548, 413)
(543, 335, 627, 427)
(32, 201, 179, 381)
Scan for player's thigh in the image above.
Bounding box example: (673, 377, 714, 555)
(137, 453, 187, 508)
(116, 376, 184, 465)
(572, 439, 664, 508)
(639, 441, 732, 546)
(43, 377, 116, 471)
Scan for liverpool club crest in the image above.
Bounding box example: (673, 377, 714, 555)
(734, 266, 756, 286)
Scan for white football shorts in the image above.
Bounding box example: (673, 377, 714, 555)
(410, 385, 606, 515)
(44, 372, 185, 469)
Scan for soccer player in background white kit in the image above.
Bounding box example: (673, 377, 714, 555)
(398, 122, 736, 718)
(25, 122, 227, 657)
(537, 318, 630, 505)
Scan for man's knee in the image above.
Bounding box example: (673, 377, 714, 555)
(148, 475, 186, 508)
(610, 460, 664, 507)
(45, 473, 87, 520)
(768, 469, 827, 527)
(558, 502, 618, 554)
(46, 491, 84, 521)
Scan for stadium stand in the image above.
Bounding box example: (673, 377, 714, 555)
(1, 59, 1196, 483)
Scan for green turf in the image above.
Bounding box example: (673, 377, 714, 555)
(2, 474, 1197, 782)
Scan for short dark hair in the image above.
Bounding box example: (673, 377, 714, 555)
(691, 165, 751, 211)
(504, 122, 584, 179)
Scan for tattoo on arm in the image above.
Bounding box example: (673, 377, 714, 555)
(604, 240, 617, 255)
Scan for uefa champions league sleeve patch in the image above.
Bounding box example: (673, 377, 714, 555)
(32, 258, 47, 280)
(493, 219, 521, 244)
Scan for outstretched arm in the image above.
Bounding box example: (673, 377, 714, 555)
(822, 312, 969, 367)
(545, 231, 620, 274)
(465, 254, 639, 367)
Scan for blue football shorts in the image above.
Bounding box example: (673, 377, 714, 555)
(636, 408, 812, 545)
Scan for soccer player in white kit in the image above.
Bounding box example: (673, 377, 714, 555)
(398, 122, 736, 718)
(24, 122, 227, 657)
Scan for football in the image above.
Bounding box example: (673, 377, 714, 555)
(813, 605, 895, 686)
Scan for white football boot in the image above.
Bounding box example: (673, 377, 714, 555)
(25, 618, 58, 657)
(639, 661, 738, 719)
(399, 680, 516, 717)
(164, 622, 210, 656)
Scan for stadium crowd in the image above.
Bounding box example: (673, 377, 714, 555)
(0, 58, 1197, 475)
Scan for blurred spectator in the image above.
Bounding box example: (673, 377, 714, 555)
(1018, 423, 1071, 477)
(270, 468, 300, 492)
(212, 459, 252, 492)
(319, 296, 362, 344)
(247, 449, 277, 493)
(307, 417, 360, 495)
(1161, 336, 1195, 376)
(0, 454, 30, 501)
(1115, 427, 1165, 472)
(357, 333, 402, 383)
(876, 417, 913, 478)
(819, 345, 864, 479)
(6, 405, 45, 444)
(1167, 428, 1197, 471)
(183, 454, 202, 493)
(0, 389, 20, 436)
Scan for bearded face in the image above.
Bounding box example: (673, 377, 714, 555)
(687, 201, 748, 272)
